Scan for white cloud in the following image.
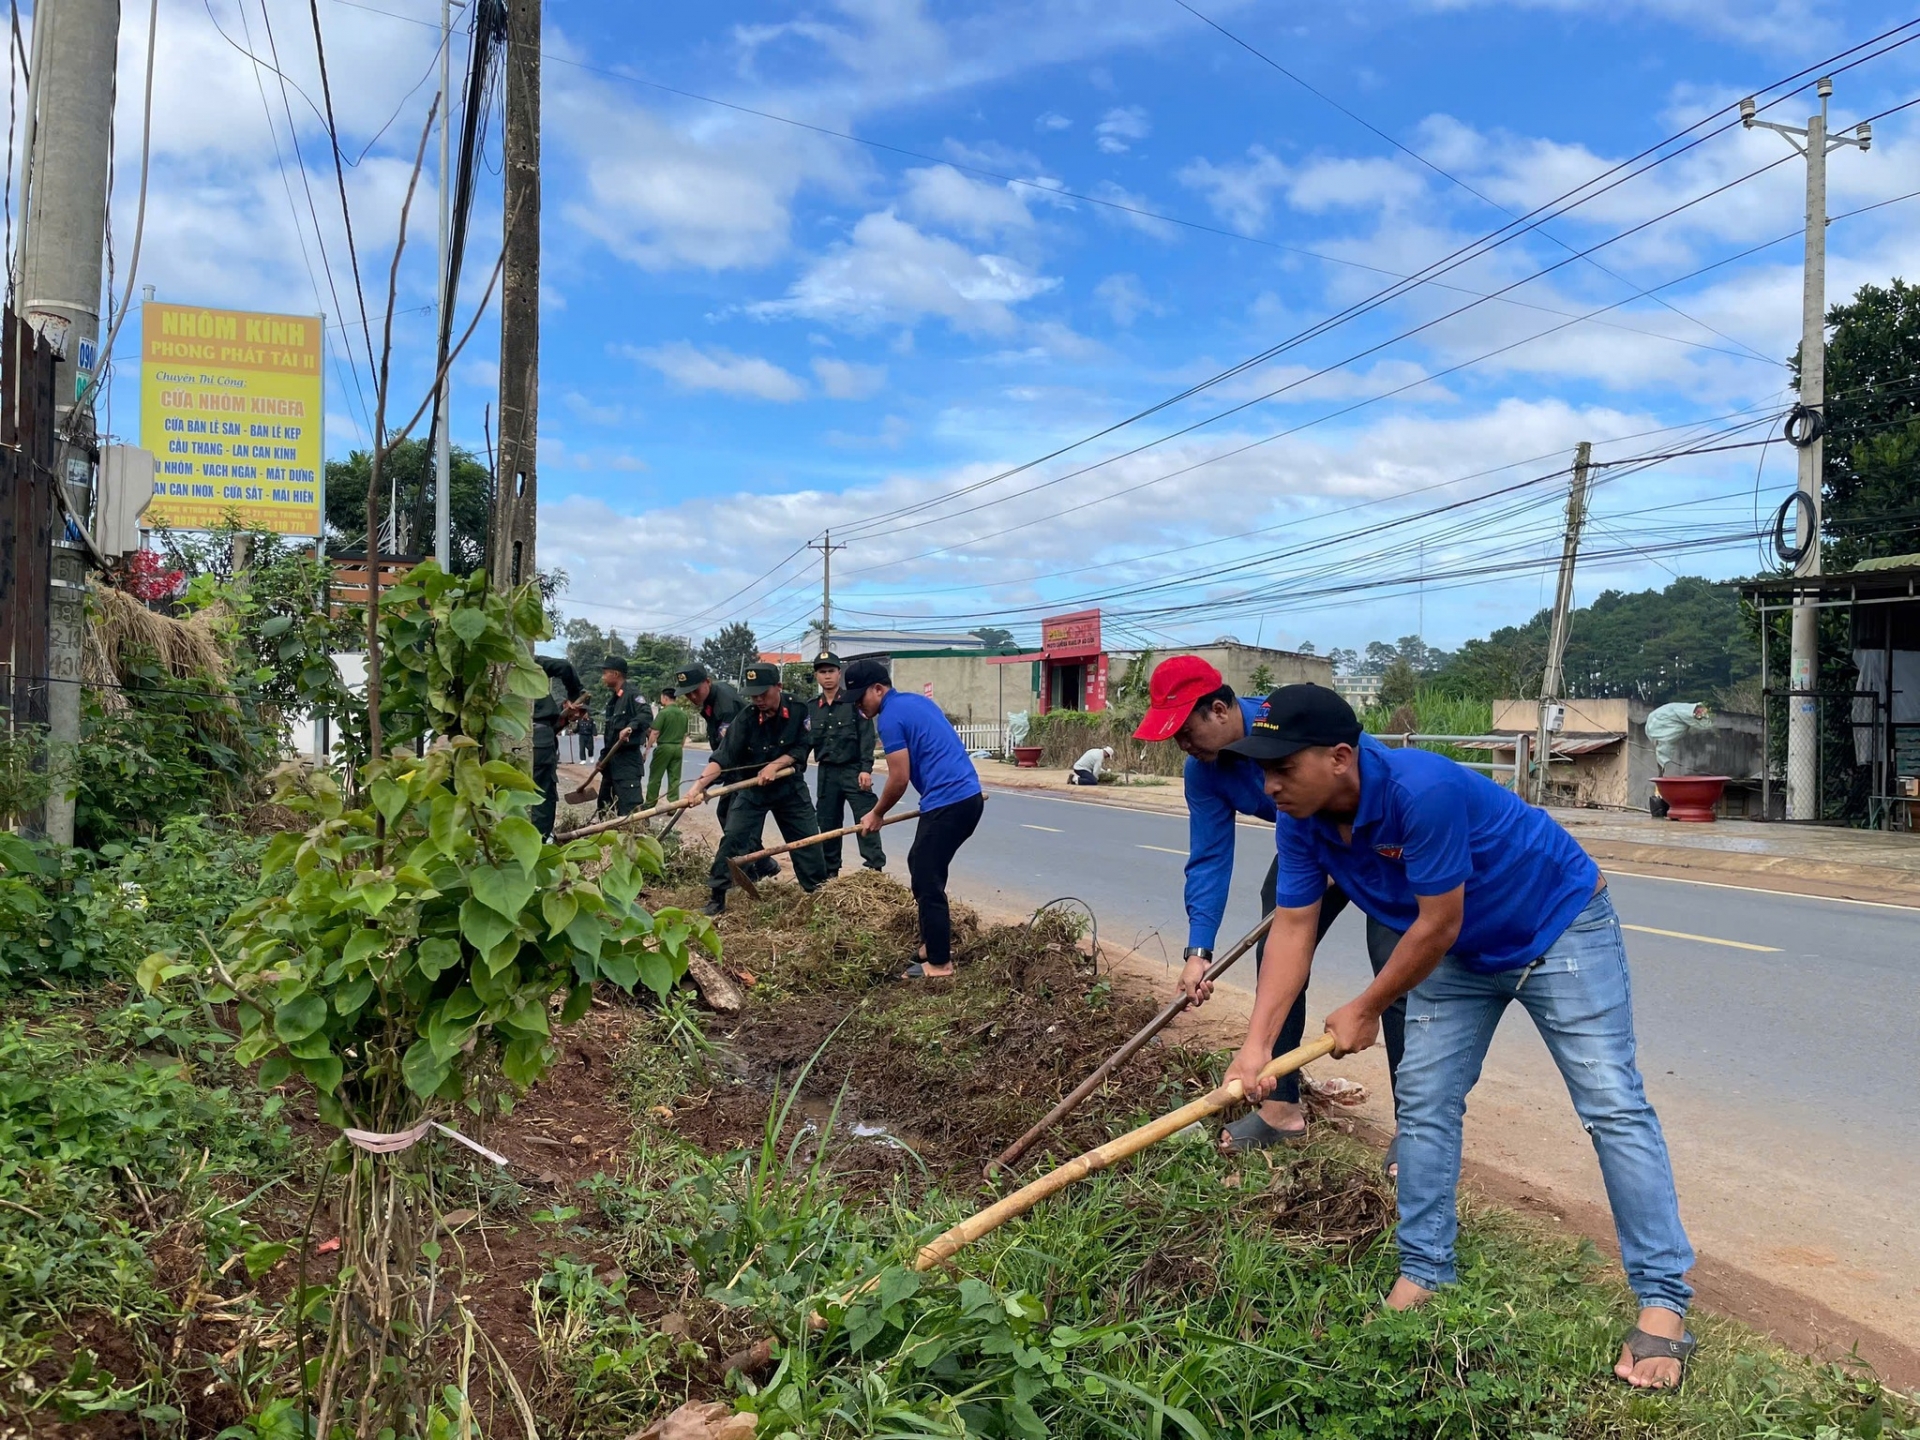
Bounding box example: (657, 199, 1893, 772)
(631, 342, 808, 402)
(826, 415, 913, 448)
(1095, 105, 1151, 155)
(899, 164, 1034, 241)
(1094, 273, 1159, 326)
(1089, 181, 1178, 240)
(1035, 111, 1072, 131)
(812, 357, 889, 399)
(1178, 146, 1291, 232)
(750, 211, 1058, 336)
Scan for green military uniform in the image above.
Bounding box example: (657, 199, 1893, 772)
(531, 654, 584, 839)
(808, 650, 884, 875)
(597, 656, 653, 817)
(646, 692, 689, 808)
(704, 662, 827, 911)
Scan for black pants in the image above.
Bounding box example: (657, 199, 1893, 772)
(596, 760, 646, 817)
(815, 764, 884, 874)
(710, 776, 828, 900)
(907, 792, 984, 969)
(531, 723, 560, 838)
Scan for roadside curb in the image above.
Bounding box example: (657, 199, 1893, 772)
(1579, 838, 1920, 908)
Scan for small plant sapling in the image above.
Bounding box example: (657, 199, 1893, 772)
(146, 562, 717, 1437)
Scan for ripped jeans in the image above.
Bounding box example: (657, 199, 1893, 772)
(1393, 889, 1695, 1315)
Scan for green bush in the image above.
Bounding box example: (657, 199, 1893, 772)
(1025, 708, 1181, 776)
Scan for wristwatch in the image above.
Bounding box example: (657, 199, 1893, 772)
(1182, 946, 1212, 962)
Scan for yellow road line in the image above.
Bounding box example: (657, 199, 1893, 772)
(1020, 823, 1063, 833)
(1138, 844, 1188, 856)
(1621, 923, 1781, 953)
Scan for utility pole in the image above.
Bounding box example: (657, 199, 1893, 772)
(1534, 441, 1591, 804)
(1743, 79, 1870, 821)
(433, 0, 453, 569)
(809, 531, 846, 651)
(19, 0, 121, 845)
(489, 0, 539, 591)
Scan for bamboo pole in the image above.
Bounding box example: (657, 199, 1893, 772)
(726, 808, 923, 898)
(915, 1033, 1336, 1272)
(550, 767, 781, 842)
(987, 910, 1275, 1176)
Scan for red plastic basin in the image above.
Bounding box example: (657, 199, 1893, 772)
(1652, 775, 1729, 823)
(1012, 746, 1043, 768)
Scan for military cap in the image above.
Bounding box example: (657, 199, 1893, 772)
(741, 661, 783, 696)
(812, 649, 843, 670)
(600, 655, 628, 675)
(676, 663, 709, 687)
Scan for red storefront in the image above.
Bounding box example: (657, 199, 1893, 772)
(989, 608, 1107, 714)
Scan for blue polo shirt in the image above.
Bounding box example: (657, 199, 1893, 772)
(1272, 733, 1599, 972)
(874, 690, 983, 812)
(1184, 697, 1278, 950)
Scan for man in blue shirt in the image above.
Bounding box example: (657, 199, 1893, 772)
(848, 659, 985, 980)
(1223, 684, 1697, 1391)
(1134, 656, 1381, 1154)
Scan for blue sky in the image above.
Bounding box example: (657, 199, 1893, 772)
(97, 0, 1920, 657)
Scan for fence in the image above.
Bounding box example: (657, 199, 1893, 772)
(952, 721, 1006, 754)
(0, 308, 61, 729)
(1372, 733, 1527, 793)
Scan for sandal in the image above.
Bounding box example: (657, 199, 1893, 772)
(1217, 1111, 1308, 1154)
(899, 962, 954, 981)
(1382, 1134, 1400, 1183)
(1619, 1325, 1697, 1392)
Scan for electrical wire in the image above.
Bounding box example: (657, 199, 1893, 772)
(305, 0, 380, 387)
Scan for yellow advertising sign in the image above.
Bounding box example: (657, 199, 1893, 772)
(140, 302, 324, 534)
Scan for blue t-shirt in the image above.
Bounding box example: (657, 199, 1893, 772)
(1184, 696, 1278, 950)
(874, 690, 984, 812)
(1273, 733, 1599, 972)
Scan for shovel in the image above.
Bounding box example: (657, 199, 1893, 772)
(550, 770, 777, 843)
(725, 808, 922, 900)
(916, 1034, 1336, 1272)
(986, 909, 1276, 1177)
(562, 731, 631, 806)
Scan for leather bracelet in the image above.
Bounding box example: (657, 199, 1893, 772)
(1182, 946, 1212, 961)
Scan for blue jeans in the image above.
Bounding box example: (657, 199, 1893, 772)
(1394, 889, 1694, 1315)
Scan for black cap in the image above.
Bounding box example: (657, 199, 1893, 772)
(659, 686, 677, 699)
(1222, 684, 1361, 762)
(600, 655, 628, 675)
(741, 661, 783, 696)
(676, 663, 709, 688)
(842, 658, 891, 694)
(812, 649, 843, 670)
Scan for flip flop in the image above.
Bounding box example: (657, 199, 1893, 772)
(1382, 1134, 1400, 1182)
(1619, 1326, 1697, 1392)
(899, 962, 955, 980)
(1217, 1111, 1308, 1154)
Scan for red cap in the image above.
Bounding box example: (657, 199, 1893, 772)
(1133, 655, 1225, 742)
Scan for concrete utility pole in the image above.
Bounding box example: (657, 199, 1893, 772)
(19, 0, 122, 845)
(489, 0, 539, 591)
(1535, 441, 1591, 804)
(433, 0, 453, 569)
(809, 531, 846, 650)
(1743, 79, 1870, 821)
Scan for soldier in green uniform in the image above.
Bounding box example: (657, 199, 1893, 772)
(531, 654, 586, 839)
(597, 656, 653, 818)
(685, 661, 827, 914)
(808, 650, 885, 876)
(676, 662, 776, 880)
(645, 685, 689, 808)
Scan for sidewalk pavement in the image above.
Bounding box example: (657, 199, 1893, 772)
(971, 757, 1920, 907)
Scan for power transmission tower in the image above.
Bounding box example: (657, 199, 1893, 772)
(809, 531, 846, 651)
(1743, 78, 1870, 821)
(1534, 441, 1591, 804)
(490, 0, 540, 590)
(18, 0, 121, 844)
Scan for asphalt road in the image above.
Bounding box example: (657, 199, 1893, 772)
(683, 749, 1920, 1148)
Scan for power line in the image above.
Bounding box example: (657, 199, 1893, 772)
(1168, 0, 1780, 368)
(827, 25, 1920, 544)
(305, 0, 380, 395)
